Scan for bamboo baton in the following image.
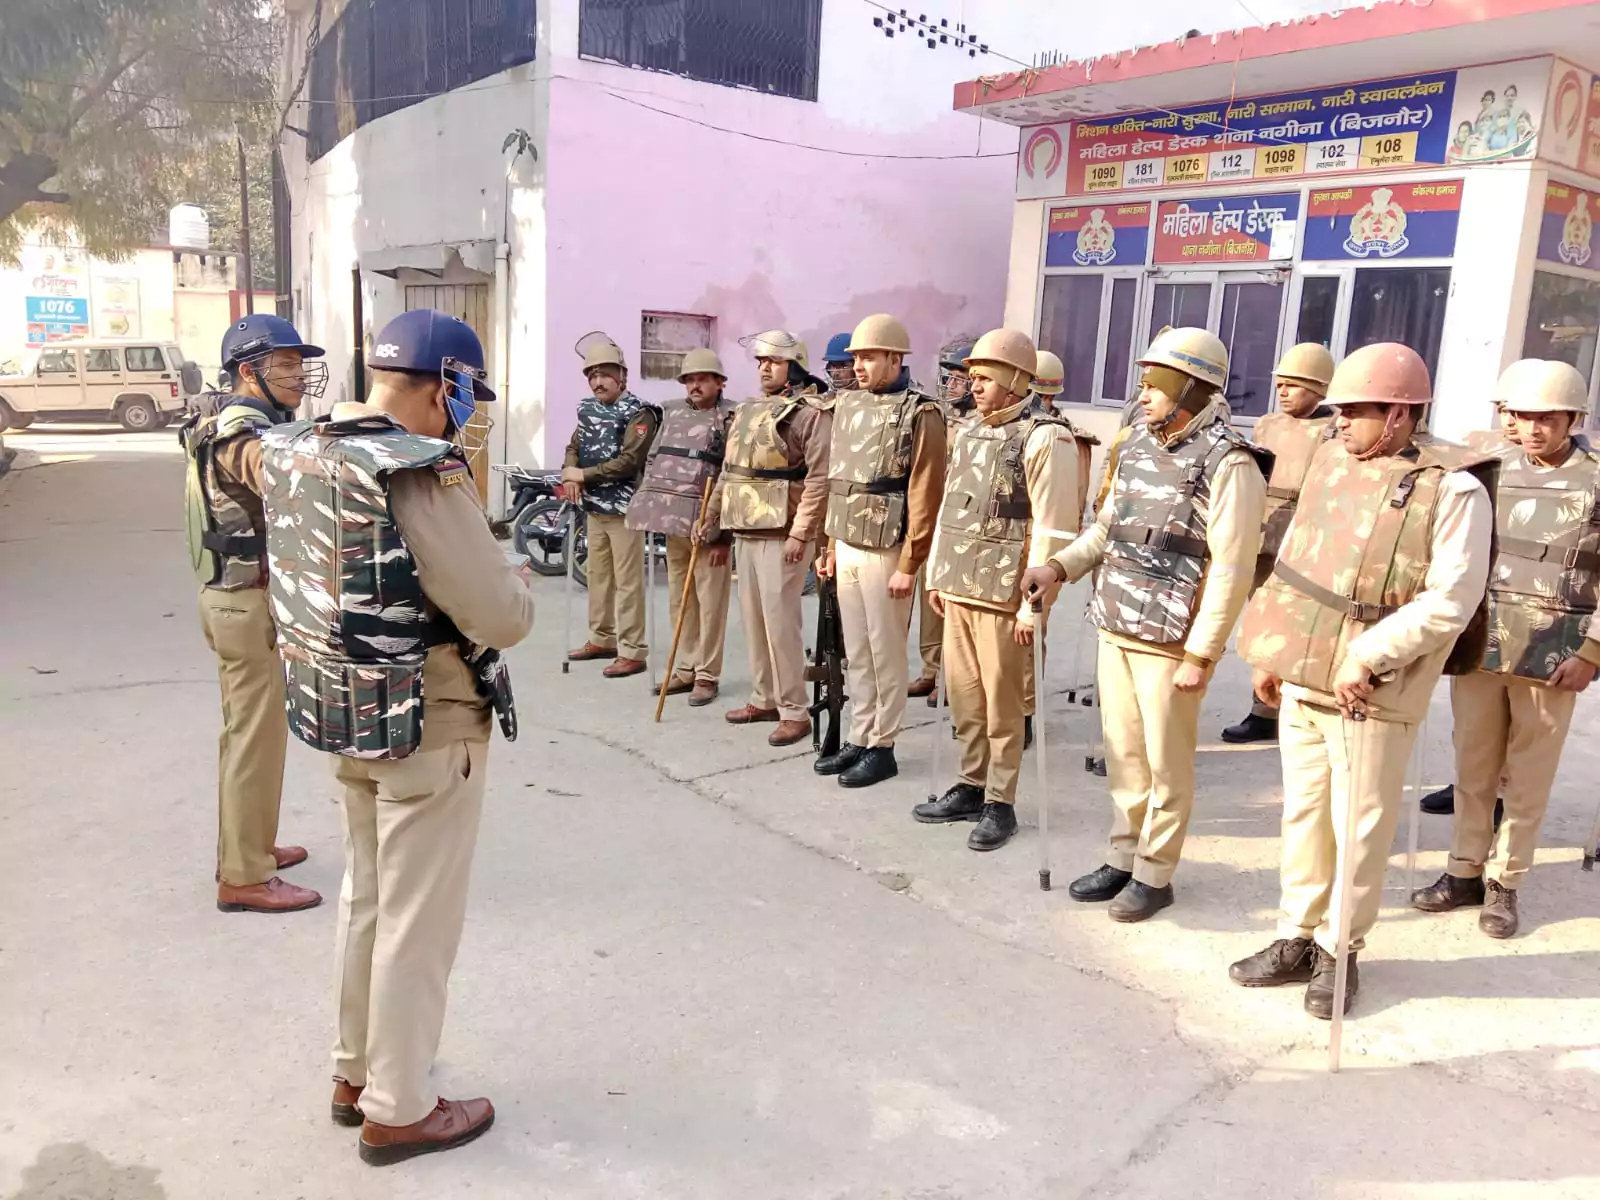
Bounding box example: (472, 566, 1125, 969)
(654, 475, 716, 722)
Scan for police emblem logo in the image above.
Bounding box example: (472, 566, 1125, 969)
(1072, 208, 1116, 266)
(1561, 192, 1593, 267)
(1344, 188, 1410, 258)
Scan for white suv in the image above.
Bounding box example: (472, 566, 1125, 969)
(0, 340, 203, 432)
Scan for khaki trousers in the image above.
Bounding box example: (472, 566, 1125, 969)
(1277, 694, 1416, 953)
(735, 535, 812, 722)
(664, 534, 732, 684)
(914, 571, 943, 683)
(586, 513, 646, 659)
(1448, 671, 1577, 889)
(1099, 638, 1204, 887)
(837, 541, 914, 748)
(1249, 693, 1280, 720)
(198, 585, 287, 887)
(331, 738, 488, 1127)
(945, 600, 1027, 806)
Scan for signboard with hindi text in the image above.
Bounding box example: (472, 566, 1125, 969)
(1538, 181, 1598, 270)
(1045, 203, 1151, 268)
(1152, 193, 1300, 264)
(1303, 180, 1463, 261)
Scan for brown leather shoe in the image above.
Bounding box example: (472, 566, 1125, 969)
(603, 656, 647, 678)
(688, 680, 719, 707)
(332, 1078, 365, 1127)
(359, 1097, 495, 1166)
(768, 718, 811, 747)
(907, 676, 936, 698)
(725, 703, 780, 724)
(215, 845, 309, 883)
(567, 641, 615, 661)
(217, 876, 322, 914)
(655, 675, 694, 696)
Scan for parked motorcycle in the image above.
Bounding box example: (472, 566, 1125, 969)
(494, 464, 666, 589)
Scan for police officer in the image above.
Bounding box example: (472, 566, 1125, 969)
(910, 337, 977, 701)
(823, 332, 856, 394)
(563, 337, 660, 677)
(1029, 350, 1065, 413)
(627, 348, 735, 707)
(182, 313, 327, 914)
(1412, 358, 1600, 938)
(1231, 343, 1493, 1017)
(814, 315, 948, 787)
(705, 330, 833, 746)
(261, 309, 534, 1164)
(1021, 328, 1268, 922)
(1221, 343, 1338, 745)
(916, 330, 1083, 849)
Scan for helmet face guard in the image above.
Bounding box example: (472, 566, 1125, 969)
(237, 346, 329, 407)
(443, 356, 493, 455)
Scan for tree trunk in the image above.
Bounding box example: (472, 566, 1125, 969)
(0, 152, 69, 226)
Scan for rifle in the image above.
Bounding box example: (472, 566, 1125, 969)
(808, 576, 847, 757)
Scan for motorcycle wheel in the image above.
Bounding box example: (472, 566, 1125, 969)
(512, 498, 570, 576)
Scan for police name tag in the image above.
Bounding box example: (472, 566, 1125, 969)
(434, 460, 469, 487)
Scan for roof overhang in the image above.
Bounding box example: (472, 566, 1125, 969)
(954, 0, 1600, 126)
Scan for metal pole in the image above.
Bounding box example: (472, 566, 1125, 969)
(645, 534, 656, 690)
(1329, 708, 1368, 1073)
(1032, 598, 1052, 891)
(1405, 716, 1428, 894)
(236, 132, 254, 315)
(561, 507, 574, 674)
(1583, 792, 1600, 872)
(351, 266, 365, 401)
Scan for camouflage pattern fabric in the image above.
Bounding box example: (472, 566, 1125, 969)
(721, 396, 806, 532)
(928, 411, 1072, 609)
(1481, 441, 1600, 680)
(183, 399, 274, 590)
(1464, 428, 1520, 460)
(261, 413, 464, 760)
(1091, 412, 1266, 644)
(575, 391, 647, 515)
(1239, 436, 1498, 721)
(1251, 409, 1337, 586)
(823, 385, 939, 550)
(626, 397, 731, 537)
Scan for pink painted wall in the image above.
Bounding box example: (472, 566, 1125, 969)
(540, 60, 1015, 456)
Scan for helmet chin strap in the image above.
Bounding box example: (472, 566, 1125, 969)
(241, 360, 292, 419)
(1149, 378, 1200, 433)
(1354, 405, 1409, 461)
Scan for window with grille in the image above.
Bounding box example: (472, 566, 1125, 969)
(580, 0, 821, 102)
(640, 311, 713, 380)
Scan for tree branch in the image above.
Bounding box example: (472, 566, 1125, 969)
(0, 151, 68, 225)
(65, 27, 148, 135)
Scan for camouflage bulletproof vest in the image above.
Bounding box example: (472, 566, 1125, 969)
(1238, 436, 1498, 722)
(574, 391, 647, 515)
(261, 414, 466, 760)
(625, 397, 729, 538)
(823, 385, 939, 549)
(1482, 440, 1600, 679)
(183, 397, 274, 590)
(1091, 412, 1267, 644)
(1252, 409, 1337, 585)
(1464, 429, 1520, 459)
(721, 395, 808, 532)
(928, 409, 1072, 609)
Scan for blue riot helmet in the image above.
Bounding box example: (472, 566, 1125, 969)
(823, 331, 855, 392)
(221, 313, 327, 411)
(938, 336, 977, 406)
(369, 309, 494, 450)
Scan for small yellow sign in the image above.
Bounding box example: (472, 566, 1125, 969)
(1165, 154, 1207, 184)
(1255, 143, 1305, 177)
(1359, 130, 1417, 169)
(1083, 162, 1123, 192)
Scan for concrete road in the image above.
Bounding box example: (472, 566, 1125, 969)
(1, 425, 1596, 1200)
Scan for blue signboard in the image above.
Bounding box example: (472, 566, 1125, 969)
(26, 296, 88, 324)
(1302, 180, 1463, 261)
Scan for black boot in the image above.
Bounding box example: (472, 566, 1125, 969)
(1304, 945, 1358, 1020)
(913, 783, 985, 823)
(1221, 713, 1278, 744)
(1068, 863, 1132, 903)
(814, 742, 863, 776)
(1024, 716, 1034, 750)
(1091, 757, 1107, 777)
(1420, 783, 1454, 814)
(1479, 880, 1519, 939)
(967, 802, 1017, 851)
(1228, 937, 1316, 987)
(1108, 880, 1174, 923)
(839, 746, 898, 789)
(1410, 871, 1485, 912)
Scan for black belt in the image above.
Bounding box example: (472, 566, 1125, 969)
(828, 476, 908, 497)
(726, 464, 804, 481)
(201, 530, 264, 556)
(1273, 561, 1398, 623)
(658, 446, 723, 464)
(1107, 523, 1207, 559)
(1497, 535, 1600, 573)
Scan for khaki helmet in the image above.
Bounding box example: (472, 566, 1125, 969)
(739, 329, 809, 369)
(1137, 327, 1228, 390)
(676, 347, 727, 381)
(1032, 350, 1065, 396)
(846, 313, 912, 355)
(1327, 342, 1432, 406)
(1273, 342, 1335, 392)
(1495, 357, 1589, 414)
(578, 331, 627, 374)
(965, 328, 1038, 394)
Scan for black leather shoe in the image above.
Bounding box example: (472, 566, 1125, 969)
(1480, 880, 1519, 939)
(815, 742, 863, 776)
(1091, 757, 1107, 777)
(1109, 881, 1174, 923)
(1229, 937, 1316, 987)
(1410, 871, 1485, 912)
(839, 746, 898, 789)
(967, 802, 1017, 851)
(1024, 716, 1034, 750)
(1420, 783, 1454, 814)
(913, 783, 985, 823)
(1068, 863, 1132, 902)
(1304, 945, 1357, 1020)
(1221, 713, 1278, 743)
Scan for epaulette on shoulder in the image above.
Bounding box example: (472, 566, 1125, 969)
(432, 455, 472, 488)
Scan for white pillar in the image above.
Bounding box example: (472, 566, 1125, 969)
(1003, 200, 1046, 335)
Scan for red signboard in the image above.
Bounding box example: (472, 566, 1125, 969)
(1152, 193, 1300, 264)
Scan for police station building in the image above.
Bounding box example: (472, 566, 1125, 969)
(957, 0, 1600, 445)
